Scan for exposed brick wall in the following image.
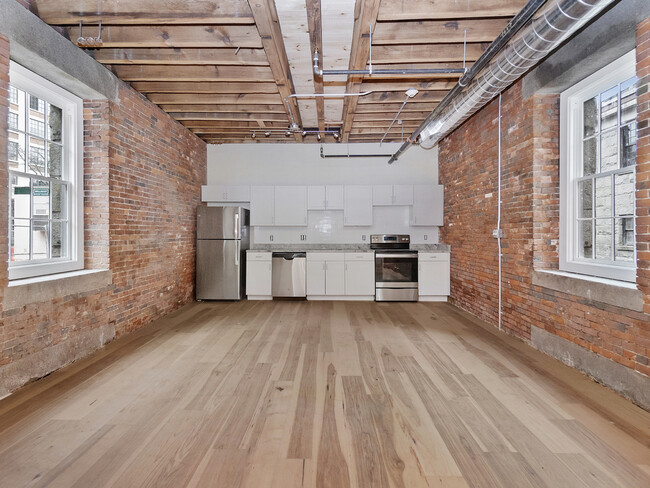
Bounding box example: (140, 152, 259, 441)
(0, 34, 206, 394)
(439, 23, 650, 378)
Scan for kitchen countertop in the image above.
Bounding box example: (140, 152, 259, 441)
(248, 243, 450, 252)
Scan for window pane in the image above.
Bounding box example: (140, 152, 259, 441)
(32, 220, 49, 260)
(30, 95, 44, 113)
(48, 142, 63, 178)
(620, 77, 637, 124)
(579, 180, 593, 217)
(29, 117, 45, 138)
(51, 182, 67, 220)
(583, 96, 598, 137)
(583, 137, 597, 175)
(47, 103, 63, 143)
(595, 176, 612, 217)
(32, 180, 50, 218)
(600, 86, 618, 131)
(10, 219, 30, 262)
(28, 143, 46, 175)
(600, 129, 618, 172)
(51, 221, 66, 259)
(595, 219, 612, 260)
(9, 85, 19, 105)
(579, 220, 593, 259)
(615, 217, 634, 262)
(620, 122, 636, 168)
(8, 132, 26, 172)
(11, 175, 31, 219)
(8, 112, 18, 130)
(614, 172, 634, 217)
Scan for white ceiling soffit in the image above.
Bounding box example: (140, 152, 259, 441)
(276, 0, 355, 127)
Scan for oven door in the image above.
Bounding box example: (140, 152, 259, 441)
(375, 252, 418, 288)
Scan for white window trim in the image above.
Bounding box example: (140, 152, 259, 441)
(8, 62, 84, 280)
(559, 50, 637, 283)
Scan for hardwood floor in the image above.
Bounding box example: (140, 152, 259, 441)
(0, 300, 649, 488)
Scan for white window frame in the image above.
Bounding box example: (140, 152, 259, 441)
(8, 62, 84, 280)
(560, 50, 636, 282)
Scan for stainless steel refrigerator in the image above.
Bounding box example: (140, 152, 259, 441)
(196, 206, 249, 300)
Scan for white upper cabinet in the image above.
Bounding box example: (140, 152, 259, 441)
(393, 185, 414, 205)
(326, 185, 344, 209)
(373, 185, 413, 206)
(275, 186, 307, 226)
(308, 185, 344, 210)
(201, 185, 250, 202)
(250, 186, 275, 226)
(411, 184, 444, 226)
(344, 185, 373, 226)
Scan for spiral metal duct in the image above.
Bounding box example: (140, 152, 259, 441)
(388, 0, 617, 162)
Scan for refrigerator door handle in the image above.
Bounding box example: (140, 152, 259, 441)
(234, 212, 240, 239)
(235, 241, 240, 266)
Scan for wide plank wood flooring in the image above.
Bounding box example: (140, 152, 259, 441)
(0, 300, 649, 487)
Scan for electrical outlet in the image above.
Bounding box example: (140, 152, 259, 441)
(424, 235, 428, 241)
(300, 234, 306, 241)
(362, 235, 366, 241)
(270, 235, 274, 241)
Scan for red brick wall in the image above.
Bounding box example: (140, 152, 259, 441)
(0, 34, 206, 393)
(439, 23, 650, 377)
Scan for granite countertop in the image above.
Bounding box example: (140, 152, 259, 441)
(248, 243, 450, 252)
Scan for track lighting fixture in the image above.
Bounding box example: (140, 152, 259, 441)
(251, 132, 256, 139)
(264, 131, 271, 137)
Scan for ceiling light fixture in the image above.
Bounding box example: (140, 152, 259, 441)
(264, 131, 271, 137)
(251, 131, 256, 139)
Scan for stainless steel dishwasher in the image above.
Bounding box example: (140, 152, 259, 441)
(272, 252, 306, 298)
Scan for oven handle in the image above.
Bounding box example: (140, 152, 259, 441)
(375, 252, 418, 259)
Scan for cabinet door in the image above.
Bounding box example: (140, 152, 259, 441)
(246, 260, 272, 296)
(412, 185, 444, 226)
(344, 185, 373, 226)
(201, 185, 228, 202)
(306, 260, 326, 295)
(250, 186, 275, 226)
(419, 260, 450, 295)
(393, 185, 414, 205)
(373, 185, 393, 206)
(307, 185, 326, 210)
(345, 261, 375, 295)
(275, 186, 307, 226)
(326, 185, 344, 209)
(325, 261, 346, 295)
(226, 185, 250, 202)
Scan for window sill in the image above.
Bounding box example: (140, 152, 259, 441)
(532, 269, 643, 312)
(3, 269, 112, 310)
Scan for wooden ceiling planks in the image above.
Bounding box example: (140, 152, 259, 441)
(33, 0, 525, 144)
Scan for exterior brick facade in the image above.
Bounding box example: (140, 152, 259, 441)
(0, 34, 206, 394)
(439, 22, 650, 378)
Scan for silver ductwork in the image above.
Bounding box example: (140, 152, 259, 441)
(389, 0, 617, 161)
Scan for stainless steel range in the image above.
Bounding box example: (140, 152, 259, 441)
(371, 234, 418, 301)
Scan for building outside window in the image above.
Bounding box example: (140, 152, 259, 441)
(7, 62, 83, 280)
(560, 51, 637, 282)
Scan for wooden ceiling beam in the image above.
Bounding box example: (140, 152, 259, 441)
(132, 81, 279, 94)
(355, 102, 439, 113)
(65, 25, 263, 48)
(169, 112, 289, 121)
(377, 0, 527, 21)
(159, 104, 285, 113)
(369, 43, 487, 64)
(360, 80, 457, 92)
(248, 0, 303, 142)
(372, 18, 511, 45)
(34, 0, 254, 24)
(113, 65, 275, 82)
(358, 90, 446, 103)
(340, 0, 382, 143)
(93, 48, 268, 66)
(306, 0, 325, 132)
(354, 111, 430, 121)
(148, 93, 282, 105)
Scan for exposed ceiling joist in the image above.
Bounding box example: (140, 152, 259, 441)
(170, 112, 289, 121)
(159, 104, 285, 113)
(372, 18, 511, 45)
(93, 48, 268, 66)
(377, 0, 528, 21)
(112, 65, 275, 82)
(369, 43, 488, 64)
(147, 93, 283, 105)
(132, 82, 279, 94)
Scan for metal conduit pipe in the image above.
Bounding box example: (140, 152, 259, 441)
(387, 0, 615, 164)
(312, 51, 466, 77)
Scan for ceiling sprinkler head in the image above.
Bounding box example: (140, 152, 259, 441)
(264, 131, 271, 137)
(251, 132, 256, 139)
(405, 88, 419, 98)
(333, 132, 339, 140)
(301, 130, 308, 136)
(289, 122, 300, 132)
(285, 130, 291, 137)
(317, 134, 321, 141)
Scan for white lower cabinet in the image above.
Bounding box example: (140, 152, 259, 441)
(306, 252, 373, 299)
(344, 252, 375, 297)
(418, 252, 450, 301)
(246, 252, 272, 299)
